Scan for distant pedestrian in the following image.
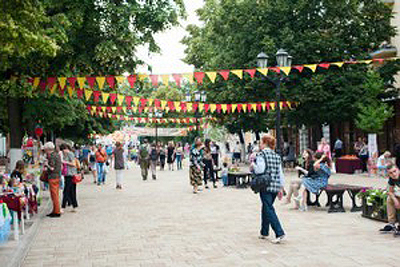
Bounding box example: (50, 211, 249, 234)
(95, 144, 107, 185)
(203, 139, 217, 189)
(113, 142, 125, 189)
(60, 144, 78, 212)
(159, 144, 166, 171)
(138, 139, 150, 180)
(89, 145, 97, 183)
(43, 142, 62, 218)
(221, 162, 229, 186)
(333, 138, 343, 158)
(190, 138, 204, 194)
(211, 141, 221, 168)
(150, 143, 159, 180)
(167, 142, 176, 171)
(176, 142, 183, 170)
(233, 141, 241, 163)
(317, 138, 331, 160)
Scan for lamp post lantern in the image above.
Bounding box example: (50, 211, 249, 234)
(257, 49, 291, 156)
(188, 90, 206, 136)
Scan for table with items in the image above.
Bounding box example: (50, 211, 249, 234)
(336, 156, 363, 174)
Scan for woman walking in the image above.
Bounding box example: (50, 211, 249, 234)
(89, 145, 97, 183)
(167, 142, 176, 171)
(113, 142, 125, 189)
(43, 142, 62, 218)
(251, 134, 285, 243)
(60, 144, 78, 212)
(203, 139, 217, 189)
(190, 138, 204, 194)
(159, 144, 166, 171)
(176, 142, 183, 170)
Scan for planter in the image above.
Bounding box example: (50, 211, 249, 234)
(361, 198, 388, 222)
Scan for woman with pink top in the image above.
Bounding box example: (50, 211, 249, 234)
(317, 138, 331, 160)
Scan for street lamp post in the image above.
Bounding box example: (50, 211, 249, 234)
(257, 49, 292, 156)
(150, 111, 163, 144)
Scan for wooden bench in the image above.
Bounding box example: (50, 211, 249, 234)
(306, 184, 368, 213)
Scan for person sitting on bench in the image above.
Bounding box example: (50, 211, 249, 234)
(379, 164, 400, 236)
(299, 152, 332, 211)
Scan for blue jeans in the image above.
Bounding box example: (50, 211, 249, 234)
(96, 162, 105, 183)
(222, 175, 228, 186)
(176, 154, 182, 170)
(259, 191, 285, 238)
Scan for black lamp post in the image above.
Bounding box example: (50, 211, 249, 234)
(257, 49, 292, 156)
(150, 110, 163, 144)
(186, 90, 206, 136)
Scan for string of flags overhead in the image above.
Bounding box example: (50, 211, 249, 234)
(26, 57, 397, 91)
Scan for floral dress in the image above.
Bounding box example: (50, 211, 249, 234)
(189, 146, 203, 186)
(302, 163, 331, 194)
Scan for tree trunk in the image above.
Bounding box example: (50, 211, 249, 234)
(255, 131, 260, 141)
(238, 131, 246, 162)
(7, 97, 24, 171)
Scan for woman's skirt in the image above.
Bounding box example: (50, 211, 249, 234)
(302, 176, 328, 194)
(190, 166, 202, 186)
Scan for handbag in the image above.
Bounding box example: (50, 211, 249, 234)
(250, 151, 272, 194)
(72, 173, 83, 184)
(40, 171, 48, 183)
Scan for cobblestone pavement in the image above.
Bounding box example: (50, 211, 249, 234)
(21, 161, 400, 267)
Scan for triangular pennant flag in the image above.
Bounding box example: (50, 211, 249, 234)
(92, 91, 101, 102)
(280, 67, 291, 76)
(172, 74, 182, 87)
(174, 101, 181, 112)
(140, 98, 148, 108)
(251, 104, 257, 112)
(242, 104, 247, 113)
(237, 104, 243, 112)
(150, 75, 159, 87)
(67, 86, 73, 97)
(231, 104, 237, 112)
(109, 93, 117, 104)
(194, 72, 205, 84)
(125, 96, 132, 106)
(205, 72, 217, 83)
(86, 76, 96, 88)
(115, 76, 125, 86)
(84, 89, 93, 101)
(96, 77, 106, 89)
(76, 89, 84, 99)
(318, 63, 330, 69)
(127, 75, 137, 88)
(270, 102, 276, 110)
(256, 103, 262, 112)
(244, 69, 256, 78)
(58, 77, 67, 90)
(304, 64, 317, 72)
(359, 60, 372, 64)
(270, 67, 281, 74)
(231, 70, 243, 79)
(186, 102, 193, 112)
(293, 66, 304, 73)
(160, 100, 167, 109)
(117, 94, 124, 105)
(102, 92, 110, 103)
(148, 98, 154, 107)
(122, 106, 127, 114)
(331, 62, 344, 68)
(138, 73, 148, 81)
(101, 106, 106, 113)
(116, 107, 122, 113)
(33, 77, 40, 89)
(49, 83, 57, 95)
(132, 106, 138, 113)
(161, 75, 169, 86)
(106, 76, 115, 88)
(209, 104, 217, 113)
(221, 104, 227, 113)
(77, 77, 86, 89)
(257, 68, 268, 76)
(133, 97, 140, 106)
(182, 73, 194, 83)
(47, 77, 57, 91)
(111, 107, 117, 114)
(67, 77, 77, 88)
(216, 104, 222, 113)
(218, 70, 230, 80)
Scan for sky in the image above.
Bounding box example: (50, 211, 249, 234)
(135, 0, 204, 75)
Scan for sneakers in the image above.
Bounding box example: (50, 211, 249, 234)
(393, 225, 400, 237)
(271, 235, 285, 244)
(299, 205, 308, 212)
(379, 224, 395, 234)
(258, 235, 268, 240)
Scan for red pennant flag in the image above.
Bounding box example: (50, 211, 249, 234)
(186, 118, 190, 124)
(244, 69, 256, 78)
(194, 72, 205, 84)
(150, 75, 159, 87)
(219, 70, 230, 80)
(67, 77, 77, 88)
(247, 103, 252, 112)
(106, 76, 115, 88)
(116, 107, 122, 113)
(112, 114, 117, 119)
(109, 93, 117, 104)
(293, 66, 304, 73)
(92, 91, 101, 102)
(227, 104, 232, 113)
(173, 119, 177, 124)
(270, 67, 281, 73)
(237, 104, 243, 112)
(140, 98, 147, 107)
(318, 63, 330, 69)
(180, 102, 187, 113)
(168, 101, 175, 111)
(265, 102, 271, 111)
(39, 80, 47, 93)
(96, 106, 102, 112)
(173, 74, 182, 87)
(257, 103, 262, 112)
(58, 85, 65, 97)
(125, 96, 132, 106)
(373, 58, 384, 64)
(154, 99, 161, 109)
(204, 104, 210, 113)
(192, 102, 198, 112)
(27, 77, 34, 85)
(216, 104, 221, 113)
(76, 89, 84, 99)
(86, 105, 91, 112)
(86, 76, 96, 88)
(127, 75, 137, 88)
(47, 77, 56, 90)
(106, 107, 112, 113)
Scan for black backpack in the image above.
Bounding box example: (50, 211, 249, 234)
(150, 148, 158, 161)
(250, 151, 272, 194)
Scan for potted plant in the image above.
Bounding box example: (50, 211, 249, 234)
(357, 188, 388, 222)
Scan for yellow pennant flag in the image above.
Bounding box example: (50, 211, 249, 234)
(67, 86, 73, 97)
(58, 77, 67, 89)
(287, 101, 292, 110)
(148, 98, 154, 107)
(96, 77, 106, 89)
(160, 100, 167, 109)
(231, 70, 243, 79)
(251, 104, 257, 112)
(50, 83, 57, 95)
(186, 102, 193, 112)
(111, 107, 117, 113)
(242, 105, 247, 113)
(84, 89, 93, 101)
(331, 62, 344, 68)
(359, 60, 372, 64)
(280, 102, 284, 109)
(161, 75, 169, 86)
(182, 73, 194, 83)
(115, 76, 125, 85)
(101, 107, 106, 113)
(132, 106, 138, 113)
(133, 97, 140, 106)
(257, 68, 268, 76)
(198, 103, 204, 112)
(174, 101, 181, 112)
(77, 77, 86, 89)
(33, 77, 40, 88)
(270, 102, 276, 110)
(231, 104, 238, 112)
(209, 104, 217, 113)
(122, 107, 127, 114)
(280, 67, 291, 76)
(138, 73, 148, 81)
(125, 116, 129, 121)
(205, 72, 217, 83)
(117, 94, 125, 105)
(221, 104, 227, 113)
(304, 65, 317, 72)
(102, 92, 109, 103)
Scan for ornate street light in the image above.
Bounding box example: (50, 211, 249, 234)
(194, 90, 201, 102)
(257, 52, 269, 68)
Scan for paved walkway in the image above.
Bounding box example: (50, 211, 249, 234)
(21, 162, 399, 267)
